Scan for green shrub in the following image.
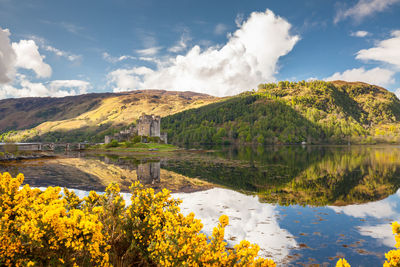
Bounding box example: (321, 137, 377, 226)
(105, 139, 119, 148)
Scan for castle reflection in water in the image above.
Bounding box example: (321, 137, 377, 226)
(102, 155, 161, 185)
(137, 161, 160, 185)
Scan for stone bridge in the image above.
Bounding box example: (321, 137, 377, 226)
(0, 142, 94, 152)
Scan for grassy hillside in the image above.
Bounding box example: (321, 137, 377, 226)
(0, 90, 218, 142)
(162, 80, 400, 144)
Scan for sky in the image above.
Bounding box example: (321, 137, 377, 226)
(0, 0, 399, 98)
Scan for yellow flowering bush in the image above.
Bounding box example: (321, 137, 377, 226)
(340, 221, 400, 267)
(336, 258, 351, 267)
(0, 172, 110, 266)
(383, 222, 400, 267)
(0, 173, 275, 266)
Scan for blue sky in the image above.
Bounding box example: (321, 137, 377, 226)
(0, 0, 399, 98)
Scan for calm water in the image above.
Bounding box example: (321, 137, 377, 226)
(2, 145, 400, 266)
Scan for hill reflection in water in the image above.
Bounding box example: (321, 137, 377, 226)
(162, 145, 400, 206)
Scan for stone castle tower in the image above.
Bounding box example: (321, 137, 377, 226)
(104, 113, 167, 144)
(137, 113, 161, 137)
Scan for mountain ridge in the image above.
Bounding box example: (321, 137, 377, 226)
(1, 81, 400, 144)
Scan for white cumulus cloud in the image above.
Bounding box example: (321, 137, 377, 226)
(325, 67, 395, 86)
(0, 28, 91, 99)
(49, 80, 90, 95)
(108, 9, 300, 96)
(350, 30, 370, 37)
(12, 39, 52, 78)
(108, 67, 154, 92)
(335, 0, 400, 23)
(356, 30, 400, 68)
(0, 75, 91, 99)
(0, 27, 16, 83)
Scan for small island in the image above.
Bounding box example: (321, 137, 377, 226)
(90, 142, 179, 153)
(93, 113, 179, 153)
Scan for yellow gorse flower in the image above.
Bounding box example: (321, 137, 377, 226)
(0, 172, 275, 266)
(4, 171, 400, 267)
(0, 172, 110, 267)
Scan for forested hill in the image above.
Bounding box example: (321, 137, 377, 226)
(162, 80, 400, 145)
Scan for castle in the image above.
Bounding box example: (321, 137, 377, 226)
(104, 113, 167, 144)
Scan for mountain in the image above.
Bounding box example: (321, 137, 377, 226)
(0, 90, 218, 142)
(162, 80, 400, 144)
(2, 80, 400, 144)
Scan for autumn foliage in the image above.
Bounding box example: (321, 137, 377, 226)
(0, 172, 275, 266)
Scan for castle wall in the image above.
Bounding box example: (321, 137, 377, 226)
(160, 133, 167, 144)
(138, 122, 151, 136)
(105, 113, 167, 144)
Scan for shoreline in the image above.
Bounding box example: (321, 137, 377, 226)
(0, 153, 56, 162)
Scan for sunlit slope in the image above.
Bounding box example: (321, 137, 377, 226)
(162, 80, 400, 144)
(0, 92, 112, 131)
(1, 90, 218, 142)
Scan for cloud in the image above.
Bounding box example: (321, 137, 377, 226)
(235, 13, 244, 27)
(350, 30, 370, 37)
(335, 0, 400, 23)
(107, 67, 154, 92)
(108, 9, 300, 96)
(356, 30, 400, 68)
(395, 88, 400, 99)
(0, 27, 16, 83)
(49, 80, 90, 94)
(214, 23, 228, 35)
(325, 67, 395, 86)
(0, 27, 89, 99)
(135, 46, 162, 56)
(43, 45, 81, 62)
(12, 40, 52, 78)
(102, 52, 136, 63)
(22, 35, 81, 63)
(60, 22, 84, 35)
(168, 31, 191, 53)
(0, 75, 91, 99)
(307, 77, 318, 82)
